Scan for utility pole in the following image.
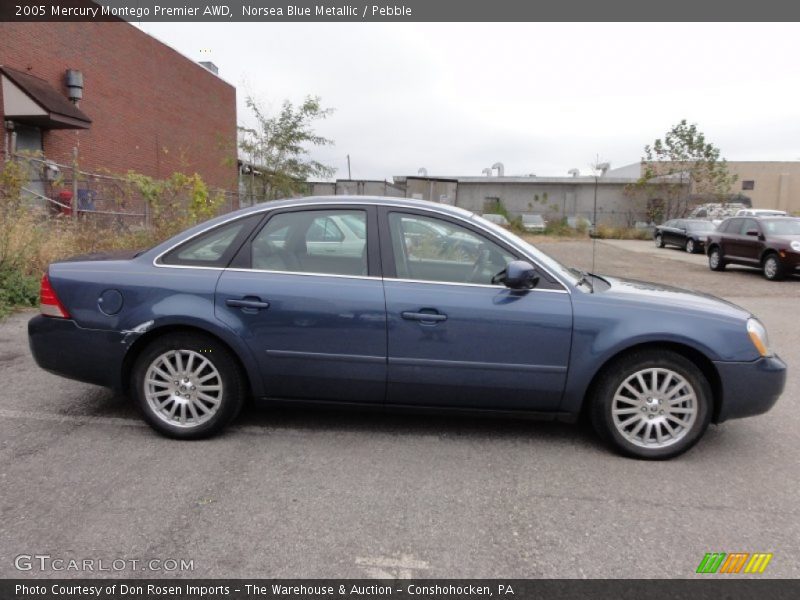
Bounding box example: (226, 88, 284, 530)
(347, 154, 352, 180)
(71, 147, 78, 221)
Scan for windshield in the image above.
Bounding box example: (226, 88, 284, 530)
(762, 219, 800, 235)
(473, 214, 581, 285)
(686, 221, 716, 232)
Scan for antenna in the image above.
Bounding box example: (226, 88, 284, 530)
(592, 171, 598, 293)
(589, 157, 610, 293)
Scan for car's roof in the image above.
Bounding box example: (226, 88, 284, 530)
(240, 195, 475, 219)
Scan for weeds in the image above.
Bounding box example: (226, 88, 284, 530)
(0, 161, 223, 317)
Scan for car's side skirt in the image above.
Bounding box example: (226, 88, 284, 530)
(255, 396, 578, 423)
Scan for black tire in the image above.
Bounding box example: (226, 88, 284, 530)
(708, 246, 726, 271)
(655, 234, 664, 248)
(590, 350, 712, 460)
(131, 332, 245, 439)
(762, 253, 785, 281)
(685, 238, 696, 254)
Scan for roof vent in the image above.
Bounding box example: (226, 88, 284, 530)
(491, 162, 505, 177)
(199, 61, 219, 75)
(418, 167, 427, 176)
(65, 70, 83, 104)
(568, 168, 580, 177)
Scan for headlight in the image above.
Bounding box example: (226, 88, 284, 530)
(747, 318, 773, 357)
(790, 241, 800, 252)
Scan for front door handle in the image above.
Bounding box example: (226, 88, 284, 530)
(226, 297, 270, 310)
(401, 311, 447, 323)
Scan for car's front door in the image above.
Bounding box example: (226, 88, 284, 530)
(739, 218, 764, 263)
(378, 208, 573, 412)
(727, 218, 761, 264)
(215, 206, 387, 403)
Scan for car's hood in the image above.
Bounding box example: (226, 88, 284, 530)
(598, 275, 750, 321)
(770, 234, 800, 243)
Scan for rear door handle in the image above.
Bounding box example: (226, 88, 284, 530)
(226, 297, 270, 310)
(401, 311, 447, 323)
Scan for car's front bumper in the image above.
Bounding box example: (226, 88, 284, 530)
(713, 355, 787, 422)
(28, 315, 127, 391)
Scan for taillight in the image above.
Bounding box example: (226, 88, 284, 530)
(40, 273, 70, 318)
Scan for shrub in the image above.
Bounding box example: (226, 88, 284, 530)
(0, 160, 224, 318)
(593, 224, 652, 240)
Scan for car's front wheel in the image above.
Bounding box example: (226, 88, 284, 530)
(590, 350, 712, 459)
(655, 234, 664, 248)
(762, 254, 785, 281)
(685, 239, 696, 253)
(131, 333, 245, 439)
(708, 247, 726, 271)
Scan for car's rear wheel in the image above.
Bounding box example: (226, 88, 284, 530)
(685, 239, 696, 253)
(655, 234, 664, 248)
(131, 333, 244, 439)
(708, 247, 726, 271)
(762, 254, 785, 281)
(590, 350, 712, 459)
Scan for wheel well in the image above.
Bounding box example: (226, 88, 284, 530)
(760, 249, 778, 264)
(120, 325, 252, 397)
(580, 341, 722, 422)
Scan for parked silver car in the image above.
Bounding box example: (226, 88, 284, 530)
(521, 213, 547, 233)
(481, 213, 510, 227)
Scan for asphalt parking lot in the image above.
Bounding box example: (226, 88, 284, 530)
(0, 239, 798, 579)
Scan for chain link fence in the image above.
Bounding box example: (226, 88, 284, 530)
(13, 154, 240, 231)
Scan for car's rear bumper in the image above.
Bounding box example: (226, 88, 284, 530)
(713, 355, 787, 422)
(28, 315, 125, 390)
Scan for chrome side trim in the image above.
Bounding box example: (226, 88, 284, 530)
(150, 199, 572, 290)
(225, 267, 380, 282)
(266, 349, 385, 363)
(389, 357, 568, 373)
(387, 278, 569, 294)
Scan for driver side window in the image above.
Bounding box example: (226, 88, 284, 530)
(388, 213, 515, 285)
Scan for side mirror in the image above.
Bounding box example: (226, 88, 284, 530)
(496, 260, 539, 290)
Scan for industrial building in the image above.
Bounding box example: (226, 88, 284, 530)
(607, 161, 800, 214)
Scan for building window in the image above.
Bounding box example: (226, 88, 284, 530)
(742, 180, 755, 190)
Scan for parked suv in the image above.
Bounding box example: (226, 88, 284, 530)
(706, 217, 800, 280)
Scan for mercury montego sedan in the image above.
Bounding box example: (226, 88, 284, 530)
(28, 197, 786, 459)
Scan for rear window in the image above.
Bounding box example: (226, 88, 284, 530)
(160, 215, 260, 267)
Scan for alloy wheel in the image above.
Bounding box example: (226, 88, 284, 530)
(611, 367, 698, 449)
(144, 349, 223, 428)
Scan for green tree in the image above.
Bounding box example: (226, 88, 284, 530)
(238, 96, 335, 200)
(633, 119, 737, 221)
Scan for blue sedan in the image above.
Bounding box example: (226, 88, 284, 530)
(28, 197, 786, 459)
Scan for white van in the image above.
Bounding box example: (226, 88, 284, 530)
(735, 208, 787, 217)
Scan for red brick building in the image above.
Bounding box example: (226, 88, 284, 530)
(0, 21, 237, 192)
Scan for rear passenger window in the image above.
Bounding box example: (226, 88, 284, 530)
(250, 210, 367, 276)
(160, 216, 257, 267)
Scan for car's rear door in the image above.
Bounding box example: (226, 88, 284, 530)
(378, 207, 573, 412)
(214, 205, 387, 403)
